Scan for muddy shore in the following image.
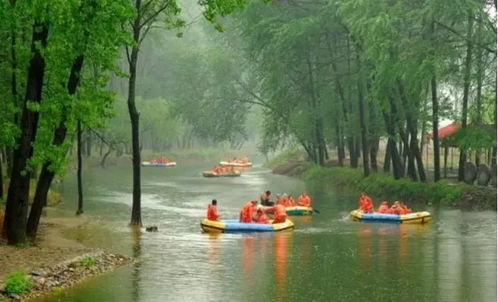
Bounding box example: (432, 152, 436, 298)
(0, 215, 133, 301)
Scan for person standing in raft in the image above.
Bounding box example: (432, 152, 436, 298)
(260, 190, 273, 206)
(239, 200, 258, 223)
(272, 204, 287, 224)
(254, 207, 269, 224)
(377, 201, 390, 213)
(358, 192, 374, 213)
(206, 199, 220, 221)
(298, 192, 311, 207)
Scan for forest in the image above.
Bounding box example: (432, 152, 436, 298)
(0, 0, 496, 248)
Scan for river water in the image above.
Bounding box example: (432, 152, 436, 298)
(34, 161, 496, 302)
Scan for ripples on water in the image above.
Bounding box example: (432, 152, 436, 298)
(36, 163, 497, 302)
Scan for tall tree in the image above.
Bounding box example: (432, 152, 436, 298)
(4, 21, 48, 244)
(126, 0, 182, 226)
(458, 16, 474, 181)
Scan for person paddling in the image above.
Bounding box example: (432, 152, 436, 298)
(298, 192, 311, 207)
(239, 200, 258, 223)
(358, 192, 374, 213)
(206, 199, 220, 221)
(272, 204, 287, 224)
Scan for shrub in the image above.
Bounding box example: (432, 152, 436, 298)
(80, 256, 98, 268)
(304, 165, 471, 207)
(15, 242, 31, 249)
(4, 271, 32, 295)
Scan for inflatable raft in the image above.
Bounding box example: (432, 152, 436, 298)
(200, 219, 294, 233)
(202, 171, 241, 177)
(142, 161, 176, 167)
(286, 206, 313, 216)
(219, 161, 252, 167)
(350, 210, 431, 224)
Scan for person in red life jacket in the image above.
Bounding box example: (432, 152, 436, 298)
(273, 204, 287, 224)
(388, 201, 401, 215)
(254, 207, 269, 224)
(298, 192, 311, 207)
(377, 201, 390, 213)
(358, 192, 374, 213)
(400, 202, 412, 214)
(279, 194, 290, 207)
(287, 196, 296, 207)
(275, 194, 284, 206)
(239, 200, 258, 223)
(206, 199, 220, 221)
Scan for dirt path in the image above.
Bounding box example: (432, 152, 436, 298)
(0, 215, 94, 281)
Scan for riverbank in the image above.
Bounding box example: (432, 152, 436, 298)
(0, 215, 133, 301)
(268, 154, 496, 210)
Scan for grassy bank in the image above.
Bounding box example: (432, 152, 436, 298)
(267, 154, 496, 210)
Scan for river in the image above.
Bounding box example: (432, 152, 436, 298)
(34, 161, 496, 302)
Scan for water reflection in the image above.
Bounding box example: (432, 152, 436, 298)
(131, 226, 141, 302)
(37, 164, 495, 302)
(274, 232, 292, 302)
(242, 235, 255, 280)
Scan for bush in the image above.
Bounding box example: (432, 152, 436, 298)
(4, 271, 32, 295)
(80, 256, 98, 268)
(304, 165, 471, 207)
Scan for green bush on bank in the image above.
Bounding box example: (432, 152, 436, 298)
(80, 256, 98, 268)
(304, 165, 467, 206)
(4, 271, 32, 296)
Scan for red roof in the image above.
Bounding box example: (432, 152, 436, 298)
(426, 122, 460, 139)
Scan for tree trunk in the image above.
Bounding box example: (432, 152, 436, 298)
(356, 53, 369, 177)
(0, 157, 3, 200)
(101, 146, 113, 168)
(26, 55, 84, 239)
(382, 107, 402, 179)
(369, 138, 378, 173)
(383, 140, 391, 173)
(76, 120, 84, 215)
(349, 138, 358, 168)
(444, 145, 448, 178)
(475, 17, 483, 165)
(458, 16, 474, 181)
(397, 82, 426, 182)
(129, 3, 142, 226)
(431, 75, 440, 181)
(336, 126, 344, 166)
(4, 23, 48, 245)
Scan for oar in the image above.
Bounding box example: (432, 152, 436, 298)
(312, 208, 320, 214)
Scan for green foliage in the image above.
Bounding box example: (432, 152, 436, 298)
(4, 271, 32, 295)
(80, 256, 98, 268)
(453, 126, 496, 151)
(15, 242, 31, 249)
(304, 165, 468, 206)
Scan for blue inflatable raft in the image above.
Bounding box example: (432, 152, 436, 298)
(200, 219, 294, 233)
(350, 210, 431, 224)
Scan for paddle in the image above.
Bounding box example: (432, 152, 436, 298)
(312, 208, 320, 214)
